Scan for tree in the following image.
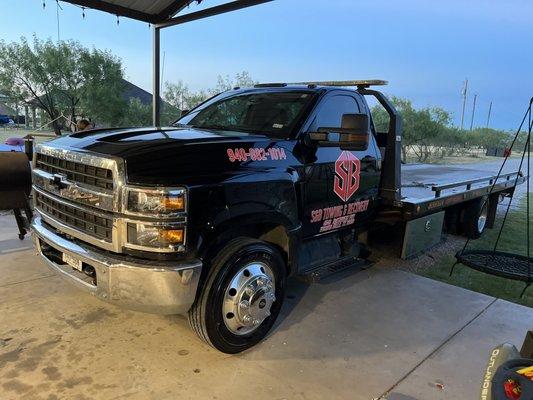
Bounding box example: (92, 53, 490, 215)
(163, 71, 257, 123)
(372, 96, 519, 162)
(164, 80, 208, 112)
(211, 71, 257, 95)
(0, 36, 126, 134)
(372, 97, 454, 162)
(120, 98, 151, 127)
(77, 48, 126, 126)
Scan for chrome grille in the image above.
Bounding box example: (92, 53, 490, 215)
(35, 191, 113, 241)
(36, 153, 113, 190)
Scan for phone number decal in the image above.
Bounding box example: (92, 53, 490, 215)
(227, 147, 287, 163)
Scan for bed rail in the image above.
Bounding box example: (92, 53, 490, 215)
(432, 172, 522, 198)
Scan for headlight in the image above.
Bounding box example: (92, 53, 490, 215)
(126, 222, 185, 251)
(126, 187, 185, 216)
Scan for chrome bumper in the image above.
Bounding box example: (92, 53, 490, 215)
(31, 216, 202, 315)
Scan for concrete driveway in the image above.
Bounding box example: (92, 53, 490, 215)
(1, 214, 532, 400)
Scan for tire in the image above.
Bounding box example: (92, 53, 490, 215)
(461, 196, 489, 239)
(188, 238, 286, 354)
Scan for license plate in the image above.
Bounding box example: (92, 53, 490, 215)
(62, 253, 82, 272)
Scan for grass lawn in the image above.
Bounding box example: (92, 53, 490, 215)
(0, 127, 57, 144)
(420, 193, 533, 308)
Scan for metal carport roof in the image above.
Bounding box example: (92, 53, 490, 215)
(58, 0, 274, 125)
(63, 0, 195, 23)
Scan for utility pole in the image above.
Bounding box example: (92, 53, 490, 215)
(460, 79, 468, 130)
(486, 101, 493, 129)
(470, 94, 477, 131)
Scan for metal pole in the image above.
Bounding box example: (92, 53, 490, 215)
(152, 26, 161, 126)
(486, 101, 492, 129)
(470, 94, 477, 131)
(460, 79, 468, 130)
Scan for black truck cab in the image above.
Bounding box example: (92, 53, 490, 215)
(30, 81, 523, 353)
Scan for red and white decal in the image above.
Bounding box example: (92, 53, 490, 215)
(227, 147, 287, 163)
(333, 151, 361, 202)
(310, 199, 370, 233)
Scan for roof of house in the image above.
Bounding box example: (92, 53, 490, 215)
(24, 79, 168, 109)
(122, 79, 153, 106)
(0, 102, 16, 116)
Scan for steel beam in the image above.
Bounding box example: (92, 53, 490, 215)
(152, 26, 161, 126)
(155, 0, 273, 29)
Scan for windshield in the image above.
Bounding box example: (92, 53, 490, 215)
(175, 91, 315, 138)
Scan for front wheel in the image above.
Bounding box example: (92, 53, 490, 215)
(188, 238, 286, 353)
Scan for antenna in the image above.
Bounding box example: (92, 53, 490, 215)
(161, 51, 166, 94)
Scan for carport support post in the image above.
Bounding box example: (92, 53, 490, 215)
(152, 25, 161, 127)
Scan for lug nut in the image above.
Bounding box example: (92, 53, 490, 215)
(270, 293, 276, 301)
(243, 315, 252, 324)
(239, 300, 250, 310)
(245, 286, 254, 296)
(257, 278, 264, 286)
(253, 319, 260, 326)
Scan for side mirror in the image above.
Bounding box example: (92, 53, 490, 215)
(308, 113, 370, 150)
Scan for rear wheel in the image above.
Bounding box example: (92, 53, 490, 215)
(188, 238, 286, 353)
(461, 196, 489, 239)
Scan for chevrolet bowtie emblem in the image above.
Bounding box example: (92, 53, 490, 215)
(60, 186, 100, 205)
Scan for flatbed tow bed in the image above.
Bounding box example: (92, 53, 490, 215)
(398, 163, 525, 218)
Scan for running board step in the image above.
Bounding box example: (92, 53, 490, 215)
(299, 256, 373, 283)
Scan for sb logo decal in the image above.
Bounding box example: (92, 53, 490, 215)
(334, 151, 360, 202)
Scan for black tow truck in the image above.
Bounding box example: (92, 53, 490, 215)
(31, 80, 524, 353)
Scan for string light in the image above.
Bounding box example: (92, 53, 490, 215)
(42, 0, 45, 9)
(82, 6, 85, 19)
(116, 15, 120, 26)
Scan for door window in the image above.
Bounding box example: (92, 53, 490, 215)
(310, 95, 361, 130)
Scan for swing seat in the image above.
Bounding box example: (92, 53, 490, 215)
(455, 250, 532, 282)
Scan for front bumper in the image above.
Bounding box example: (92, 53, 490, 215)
(31, 216, 202, 315)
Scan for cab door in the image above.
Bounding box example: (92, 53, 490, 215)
(300, 92, 381, 238)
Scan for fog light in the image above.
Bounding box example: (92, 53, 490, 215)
(127, 223, 184, 251)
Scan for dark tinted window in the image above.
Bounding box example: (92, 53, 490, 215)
(311, 95, 360, 129)
(177, 91, 314, 138)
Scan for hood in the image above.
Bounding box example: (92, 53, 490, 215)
(44, 126, 295, 186)
(48, 126, 266, 156)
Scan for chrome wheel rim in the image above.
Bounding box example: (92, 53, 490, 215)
(222, 262, 276, 335)
(478, 201, 488, 232)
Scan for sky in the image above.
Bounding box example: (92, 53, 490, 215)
(1, 0, 532, 130)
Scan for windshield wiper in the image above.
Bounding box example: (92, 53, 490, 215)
(193, 124, 230, 131)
